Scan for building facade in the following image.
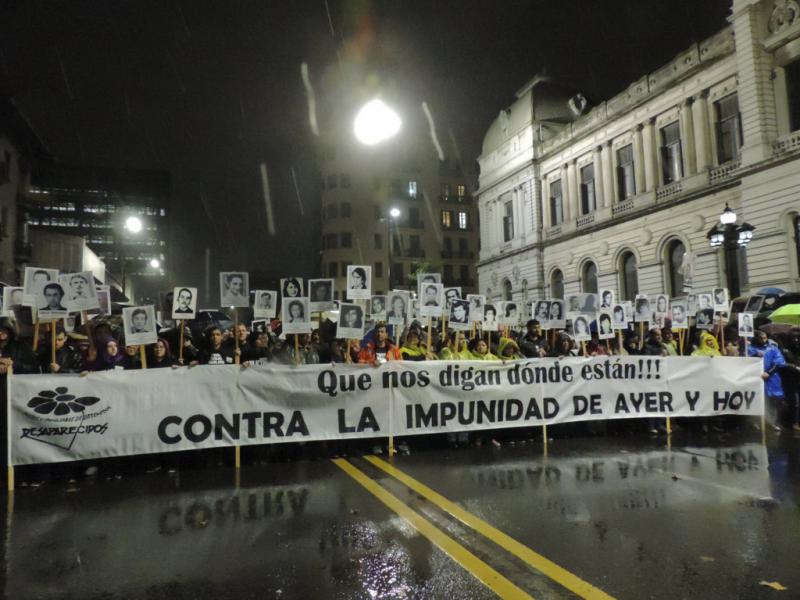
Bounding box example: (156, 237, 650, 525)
(21, 164, 171, 302)
(477, 0, 800, 307)
(319, 115, 479, 300)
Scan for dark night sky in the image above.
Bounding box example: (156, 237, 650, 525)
(0, 0, 730, 289)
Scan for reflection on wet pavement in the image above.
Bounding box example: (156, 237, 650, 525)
(1, 432, 798, 599)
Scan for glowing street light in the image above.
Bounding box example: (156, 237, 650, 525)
(125, 216, 143, 233)
(389, 207, 401, 218)
(353, 99, 402, 146)
(149, 258, 161, 269)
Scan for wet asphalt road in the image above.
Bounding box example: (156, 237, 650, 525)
(2, 430, 799, 600)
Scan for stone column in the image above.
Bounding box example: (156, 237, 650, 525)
(730, 0, 778, 165)
(642, 117, 659, 190)
(541, 177, 551, 229)
(632, 124, 645, 194)
(569, 159, 580, 218)
(692, 90, 712, 170)
(679, 97, 696, 176)
(601, 141, 614, 207)
(560, 164, 571, 221)
(593, 146, 604, 209)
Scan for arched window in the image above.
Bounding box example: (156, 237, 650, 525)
(581, 261, 598, 293)
(521, 279, 529, 302)
(665, 239, 686, 296)
(619, 251, 638, 301)
(550, 269, 564, 299)
(502, 279, 512, 301)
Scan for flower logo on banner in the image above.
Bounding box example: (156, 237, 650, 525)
(27, 387, 100, 416)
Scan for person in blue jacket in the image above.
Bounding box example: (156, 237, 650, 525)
(748, 329, 786, 432)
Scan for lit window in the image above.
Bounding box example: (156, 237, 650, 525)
(457, 184, 466, 199)
(442, 183, 451, 200)
(408, 180, 418, 198)
(457, 211, 468, 230)
(441, 210, 452, 228)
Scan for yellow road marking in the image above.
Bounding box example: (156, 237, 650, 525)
(365, 455, 615, 600)
(332, 458, 534, 600)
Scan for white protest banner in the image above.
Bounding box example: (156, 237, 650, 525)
(9, 357, 763, 466)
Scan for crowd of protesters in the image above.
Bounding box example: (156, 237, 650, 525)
(2, 308, 799, 436)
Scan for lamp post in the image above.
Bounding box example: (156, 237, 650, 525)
(387, 207, 401, 290)
(706, 203, 755, 297)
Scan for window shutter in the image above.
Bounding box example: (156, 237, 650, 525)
(659, 146, 670, 183)
(616, 166, 625, 200)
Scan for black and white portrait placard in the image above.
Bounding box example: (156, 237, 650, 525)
(23, 267, 59, 307)
(599, 289, 615, 310)
(713, 287, 729, 313)
(220, 272, 250, 308)
(566, 294, 582, 315)
(622, 301, 634, 324)
(59, 271, 100, 312)
(449, 299, 470, 330)
(572, 314, 591, 342)
(611, 303, 627, 330)
(93, 286, 111, 319)
(443, 287, 462, 311)
(387, 291, 410, 326)
(419, 283, 444, 318)
(597, 309, 614, 339)
(346, 265, 371, 300)
(417, 272, 441, 288)
(548, 299, 565, 329)
(370, 295, 387, 321)
(251, 319, 269, 335)
(697, 293, 714, 312)
(171, 286, 198, 320)
(695, 307, 715, 330)
(38, 282, 68, 322)
(280, 277, 304, 299)
(686, 294, 698, 314)
(281, 297, 311, 334)
(467, 295, 485, 323)
(532, 300, 550, 325)
(122, 305, 158, 346)
(634, 294, 651, 323)
(500, 301, 520, 326)
(308, 279, 334, 312)
(2, 286, 23, 317)
(577, 293, 598, 314)
(653, 294, 669, 319)
(739, 312, 755, 338)
(337, 303, 365, 339)
(670, 299, 689, 330)
(482, 303, 499, 332)
(253, 290, 277, 319)
(744, 295, 764, 313)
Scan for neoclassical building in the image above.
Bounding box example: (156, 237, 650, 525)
(477, 0, 800, 307)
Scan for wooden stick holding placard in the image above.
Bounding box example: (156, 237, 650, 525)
(139, 345, 147, 369)
(51, 322, 56, 366)
(426, 318, 432, 351)
(32, 319, 40, 352)
(233, 309, 240, 365)
(294, 334, 300, 366)
(345, 339, 352, 364)
(7, 364, 13, 491)
(179, 320, 185, 363)
(638, 322, 644, 350)
(581, 341, 587, 357)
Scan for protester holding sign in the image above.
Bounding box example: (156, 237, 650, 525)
(0, 317, 38, 374)
(199, 326, 236, 365)
(747, 329, 786, 431)
(519, 320, 548, 358)
(39, 327, 84, 373)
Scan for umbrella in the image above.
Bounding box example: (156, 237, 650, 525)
(758, 287, 786, 295)
(768, 304, 800, 326)
(760, 322, 795, 337)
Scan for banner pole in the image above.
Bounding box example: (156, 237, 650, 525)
(388, 365, 395, 458)
(616, 329, 621, 354)
(179, 319, 185, 363)
(32, 319, 40, 352)
(581, 341, 587, 357)
(542, 423, 548, 457)
(427, 318, 432, 351)
(140, 345, 147, 369)
(6, 365, 13, 493)
(51, 322, 57, 367)
(638, 321, 643, 350)
(294, 334, 300, 366)
(345, 339, 351, 364)
(605, 339, 610, 353)
(234, 309, 240, 365)
(235, 445, 241, 469)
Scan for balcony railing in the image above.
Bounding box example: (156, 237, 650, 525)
(612, 197, 634, 217)
(440, 249, 475, 259)
(708, 159, 741, 184)
(656, 180, 682, 201)
(576, 213, 595, 228)
(774, 130, 800, 154)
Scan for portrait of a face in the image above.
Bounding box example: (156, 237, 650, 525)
(346, 266, 371, 300)
(573, 316, 589, 338)
(389, 295, 406, 316)
(600, 290, 614, 308)
(549, 301, 563, 321)
(450, 300, 469, 325)
(370, 295, 386, 317)
(535, 301, 550, 321)
(655, 295, 669, 314)
(337, 303, 364, 337)
(132, 309, 148, 331)
(599, 314, 613, 334)
(68, 274, 89, 298)
(257, 292, 272, 308)
(123, 305, 158, 345)
(40, 283, 66, 313)
(282, 278, 302, 298)
(444, 288, 460, 309)
(23, 267, 59, 307)
(483, 305, 497, 324)
(220, 272, 250, 308)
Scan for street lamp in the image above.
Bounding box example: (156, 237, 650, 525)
(125, 216, 143, 233)
(353, 99, 402, 146)
(149, 258, 161, 269)
(706, 203, 755, 297)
